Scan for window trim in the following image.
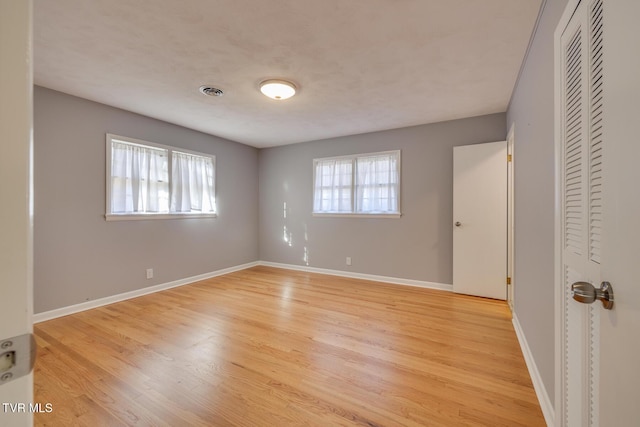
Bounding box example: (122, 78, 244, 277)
(312, 150, 401, 217)
(105, 133, 217, 221)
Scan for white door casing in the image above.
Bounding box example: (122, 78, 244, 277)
(555, 0, 640, 425)
(453, 141, 507, 300)
(507, 125, 515, 311)
(0, 0, 34, 426)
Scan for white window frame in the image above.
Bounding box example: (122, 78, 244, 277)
(312, 150, 401, 218)
(105, 134, 217, 221)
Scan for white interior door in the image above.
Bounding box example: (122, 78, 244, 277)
(556, 0, 640, 425)
(598, 1, 640, 423)
(557, 4, 599, 424)
(0, 1, 34, 426)
(453, 141, 507, 300)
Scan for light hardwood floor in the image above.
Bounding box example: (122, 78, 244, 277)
(34, 266, 545, 426)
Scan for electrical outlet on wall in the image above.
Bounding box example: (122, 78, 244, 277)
(146, 268, 153, 279)
(346, 257, 352, 266)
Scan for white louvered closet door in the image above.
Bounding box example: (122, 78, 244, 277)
(559, 0, 604, 425)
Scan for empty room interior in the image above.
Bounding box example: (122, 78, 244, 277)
(5, 0, 639, 426)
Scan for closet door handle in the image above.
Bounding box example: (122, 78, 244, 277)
(571, 281, 614, 309)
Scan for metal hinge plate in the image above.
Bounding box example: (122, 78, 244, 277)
(507, 277, 512, 285)
(507, 154, 513, 162)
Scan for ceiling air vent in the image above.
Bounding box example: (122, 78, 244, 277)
(199, 86, 224, 97)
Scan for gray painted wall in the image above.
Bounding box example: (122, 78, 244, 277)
(507, 0, 568, 405)
(34, 86, 259, 313)
(258, 114, 506, 284)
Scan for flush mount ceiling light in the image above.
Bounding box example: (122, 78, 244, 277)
(259, 79, 297, 100)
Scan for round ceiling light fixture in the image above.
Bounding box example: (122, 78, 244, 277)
(259, 79, 297, 100)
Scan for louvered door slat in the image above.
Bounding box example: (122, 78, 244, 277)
(589, 0, 604, 264)
(564, 28, 583, 255)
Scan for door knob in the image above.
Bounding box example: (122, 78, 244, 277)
(455, 221, 462, 227)
(571, 281, 614, 309)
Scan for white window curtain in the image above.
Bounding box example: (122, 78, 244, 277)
(313, 159, 353, 212)
(170, 151, 216, 213)
(111, 141, 168, 213)
(355, 153, 399, 213)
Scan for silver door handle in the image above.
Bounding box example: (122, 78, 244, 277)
(455, 221, 462, 227)
(571, 281, 614, 310)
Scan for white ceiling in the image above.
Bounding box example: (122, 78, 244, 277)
(34, 0, 542, 148)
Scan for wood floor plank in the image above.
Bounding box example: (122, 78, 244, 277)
(33, 266, 545, 426)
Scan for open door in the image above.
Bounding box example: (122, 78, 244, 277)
(0, 1, 35, 426)
(453, 141, 507, 300)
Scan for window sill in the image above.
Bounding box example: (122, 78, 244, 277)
(105, 213, 217, 221)
(312, 212, 401, 219)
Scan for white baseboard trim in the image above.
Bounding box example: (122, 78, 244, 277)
(258, 261, 453, 292)
(512, 313, 554, 426)
(33, 261, 451, 323)
(33, 261, 260, 323)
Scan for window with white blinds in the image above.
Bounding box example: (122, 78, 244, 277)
(106, 134, 216, 220)
(312, 150, 400, 217)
